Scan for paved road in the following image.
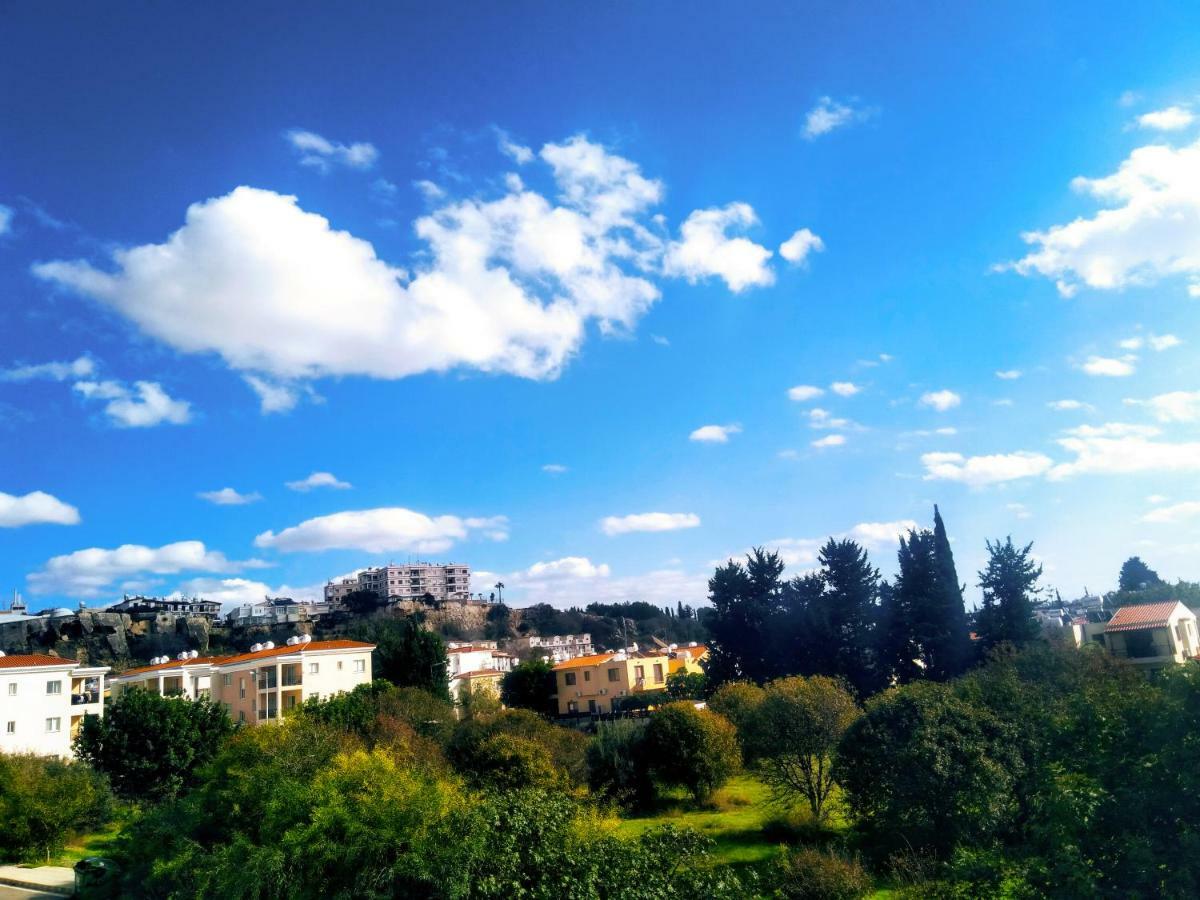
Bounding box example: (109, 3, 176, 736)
(0, 886, 65, 899)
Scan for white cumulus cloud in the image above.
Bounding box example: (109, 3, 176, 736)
(778, 228, 824, 265)
(995, 369, 1022, 380)
(1081, 355, 1136, 377)
(28, 540, 264, 597)
(523, 557, 611, 579)
(286, 129, 379, 171)
(1007, 137, 1200, 297)
(922, 451, 1053, 487)
(601, 512, 701, 536)
(0, 491, 81, 527)
(920, 390, 961, 411)
(254, 508, 509, 554)
(285, 471, 352, 492)
(73, 379, 191, 427)
(788, 384, 825, 402)
(1137, 106, 1195, 131)
(803, 96, 872, 140)
(664, 203, 774, 292)
(541, 463, 568, 475)
(689, 423, 741, 443)
(1136, 390, 1200, 422)
(1143, 500, 1200, 524)
(830, 381, 860, 397)
(197, 487, 262, 506)
(1, 356, 95, 382)
(812, 434, 845, 448)
(1050, 423, 1200, 479)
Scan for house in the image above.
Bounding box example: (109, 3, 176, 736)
(109, 638, 375, 726)
(210, 638, 375, 725)
(0, 652, 108, 757)
(109, 595, 222, 619)
(109, 651, 221, 700)
(225, 597, 321, 628)
(510, 633, 594, 663)
(447, 642, 517, 702)
(552, 650, 671, 716)
(1103, 601, 1200, 669)
(667, 643, 708, 677)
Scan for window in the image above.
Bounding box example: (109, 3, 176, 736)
(238, 711, 246, 723)
(584, 670, 591, 682)
(223, 674, 232, 686)
(565, 672, 577, 686)
(337, 661, 344, 671)
(653, 663, 664, 683)
(634, 666, 644, 681)
(45, 717, 61, 733)
(239, 678, 246, 699)
(309, 663, 319, 675)
(6, 683, 15, 696)
(587, 699, 598, 714)
(607, 668, 620, 682)
(353, 660, 365, 673)
(46, 680, 62, 695)
(5, 721, 14, 734)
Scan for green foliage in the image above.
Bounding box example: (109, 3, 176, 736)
(461, 733, 563, 791)
(301, 680, 455, 754)
(1118, 555, 1162, 592)
(448, 708, 588, 789)
(836, 680, 1023, 857)
(350, 617, 450, 698)
(775, 847, 873, 900)
(500, 658, 557, 715)
(706, 680, 766, 761)
(642, 702, 740, 802)
(0, 753, 112, 862)
(74, 688, 234, 802)
(586, 719, 654, 808)
(974, 537, 1042, 651)
(664, 669, 706, 700)
(752, 675, 860, 820)
(706, 548, 786, 686)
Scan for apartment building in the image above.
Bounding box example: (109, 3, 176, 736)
(324, 563, 471, 605)
(552, 650, 670, 716)
(447, 641, 517, 702)
(109, 595, 222, 619)
(510, 633, 594, 663)
(110, 651, 219, 700)
(667, 643, 708, 677)
(0, 652, 107, 757)
(210, 638, 375, 724)
(1102, 601, 1200, 669)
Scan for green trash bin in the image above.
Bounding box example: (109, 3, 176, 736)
(74, 857, 120, 899)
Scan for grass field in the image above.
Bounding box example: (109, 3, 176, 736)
(46, 822, 123, 868)
(612, 774, 793, 868)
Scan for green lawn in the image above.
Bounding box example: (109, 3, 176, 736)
(46, 821, 123, 868)
(612, 774, 792, 868)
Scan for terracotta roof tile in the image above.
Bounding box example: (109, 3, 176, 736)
(216, 639, 375, 668)
(117, 656, 225, 678)
(0, 653, 79, 669)
(1106, 601, 1186, 633)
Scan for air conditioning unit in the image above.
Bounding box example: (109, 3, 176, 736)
(599, 688, 607, 696)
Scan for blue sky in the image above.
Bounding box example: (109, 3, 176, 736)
(5, 2, 1200, 610)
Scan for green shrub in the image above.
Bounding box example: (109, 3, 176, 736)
(586, 720, 653, 808)
(0, 753, 112, 862)
(642, 702, 740, 802)
(776, 847, 873, 900)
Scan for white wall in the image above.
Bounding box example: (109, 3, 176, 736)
(0, 664, 82, 757)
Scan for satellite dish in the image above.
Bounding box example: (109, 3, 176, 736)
(264, 641, 274, 650)
(251, 643, 262, 653)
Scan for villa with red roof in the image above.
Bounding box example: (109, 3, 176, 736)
(1103, 601, 1199, 669)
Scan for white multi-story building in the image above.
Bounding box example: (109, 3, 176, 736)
(446, 641, 517, 702)
(324, 563, 471, 605)
(0, 652, 108, 757)
(108, 638, 375, 726)
(511, 633, 594, 664)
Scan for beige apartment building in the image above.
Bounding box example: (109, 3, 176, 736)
(1103, 601, 1199, 670)
(552, 650, 670, 716)
(109, 638, 375, 725)
(0, 652, 107, 757)
(325, 563, 471, 604)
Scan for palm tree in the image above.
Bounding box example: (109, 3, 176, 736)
(494, 581, 505, 604)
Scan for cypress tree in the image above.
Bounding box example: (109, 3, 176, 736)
(888, 530, 936, 684)
(929, 505, 971, 679)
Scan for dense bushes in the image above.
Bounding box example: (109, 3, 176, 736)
(74, 688, 235, 802)
(113, 713, 746, 898)
(0, 753, 112, 862)
(641, 701, 741, 802)
(775, 848, 873, 900)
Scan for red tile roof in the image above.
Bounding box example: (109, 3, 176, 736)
(1106, 601, 1185, 633)
(453, 668, 504, 679)
(118, 656, 225, 678)
(0, 653, 79, 669)
(215, 639, 374, 668)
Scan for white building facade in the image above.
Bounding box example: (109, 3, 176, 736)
(0, 653, 108, 757)
(324, 563, 471, 605)
(511, 633, 594, 663)
(446, 642, 516, 701)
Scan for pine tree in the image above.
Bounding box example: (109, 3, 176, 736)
(1118, 556, 1162, 592)
(705, 548, 786, 686)
(975, 537, 1042, 650)
(887, 531, 936, 684)
(929, 505, 971, 679)
(810, 539, 881, 696)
